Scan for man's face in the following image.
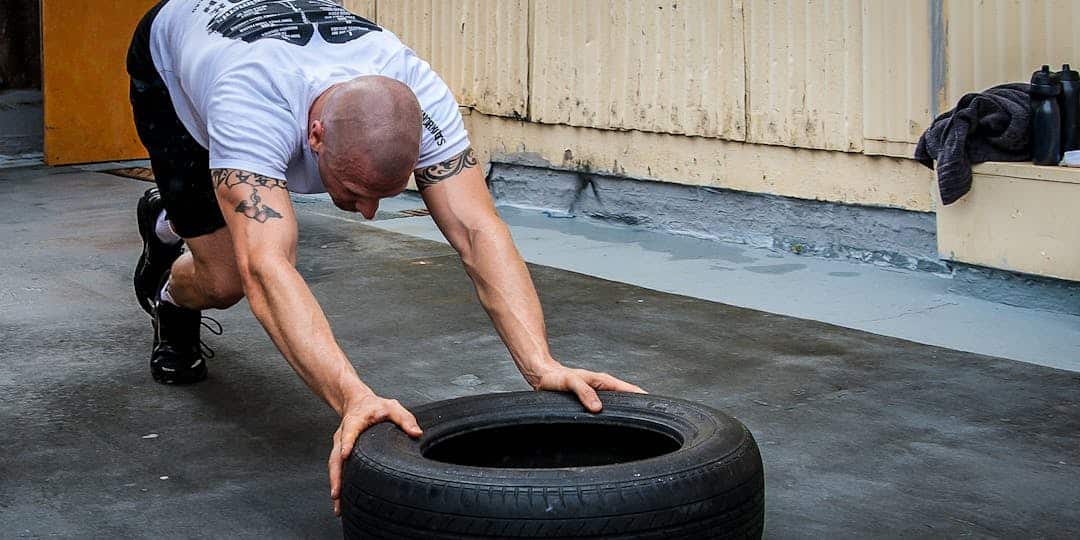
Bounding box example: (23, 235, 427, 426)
(323, 172, 406, 220)
(311, 123, 411, 219)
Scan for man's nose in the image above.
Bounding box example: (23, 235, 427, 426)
(357, 198, 379, 220)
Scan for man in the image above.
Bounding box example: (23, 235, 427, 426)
(126, 0, 644, 516)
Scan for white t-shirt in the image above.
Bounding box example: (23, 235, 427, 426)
(149, 0, 469, 194)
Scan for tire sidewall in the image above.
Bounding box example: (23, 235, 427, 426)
(344, 391, 761, 522)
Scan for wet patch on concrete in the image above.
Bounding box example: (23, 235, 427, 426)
(498, 206, 760, 264)
(744, 263, 808, 275)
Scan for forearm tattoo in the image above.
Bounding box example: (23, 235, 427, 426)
(414, 147, 478, 190)
(210, 169, 288, 223)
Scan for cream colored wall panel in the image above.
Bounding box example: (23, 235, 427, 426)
(341, 0, 375, 19)
(465, 112, 935, 211)
(746, 0, 863, 152)
(861, 0, 931, 157)
(946, 0, 1080, 104)
(530, 1, 746, 140)
(377, 0, 529, 117)
(937, 163, 1080, 282)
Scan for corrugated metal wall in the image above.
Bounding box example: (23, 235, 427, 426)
(347, 1, 1072, 161)
(745, 0, 863, 152)
(340, 0, 374, 19)
(861, 0, 931, 157)
(945, 0, 1080, 104)
(529, 1, 746, 141)
(374, 0, 529, 118)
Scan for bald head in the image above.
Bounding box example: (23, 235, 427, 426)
(313, 75, 421, 198)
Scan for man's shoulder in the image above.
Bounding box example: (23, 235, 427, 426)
(206, 63, 301, 111)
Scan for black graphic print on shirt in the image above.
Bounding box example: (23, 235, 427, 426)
(196, 0, 380, 46)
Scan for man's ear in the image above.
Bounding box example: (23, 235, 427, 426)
(308, 120, 325, 153)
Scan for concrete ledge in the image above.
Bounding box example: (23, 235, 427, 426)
(487, 162, 1080, 316)
(950, 263, 1080, 317)
(938, 162, 1080, 282)
(488, 163, 944, 273)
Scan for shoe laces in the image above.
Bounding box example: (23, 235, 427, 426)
(199, 315, 223, 359)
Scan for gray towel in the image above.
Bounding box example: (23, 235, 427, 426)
(915, 83, 1031, 205)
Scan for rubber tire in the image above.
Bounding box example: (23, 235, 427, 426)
(342, 391, 764, 539)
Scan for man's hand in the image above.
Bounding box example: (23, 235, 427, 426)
(328, 394, 423, 516)
(535, 365, 647, 413)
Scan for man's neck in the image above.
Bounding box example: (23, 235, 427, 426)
(308, 83, 342, 133)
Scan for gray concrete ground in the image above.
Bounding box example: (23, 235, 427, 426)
(2, 167, 1080, 538)
(342, 194, 1080, 373)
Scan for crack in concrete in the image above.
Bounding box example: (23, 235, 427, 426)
(856, 299, 961, 324)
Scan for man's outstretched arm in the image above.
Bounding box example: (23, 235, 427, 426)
(415, 149, 646, 410)
(210, 168, 422, 516)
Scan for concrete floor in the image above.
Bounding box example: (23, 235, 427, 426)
(357, 195, 1080, 372)
(2, 166, 1080, 538)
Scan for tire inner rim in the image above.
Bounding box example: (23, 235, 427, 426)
(422, 421, 684, 468)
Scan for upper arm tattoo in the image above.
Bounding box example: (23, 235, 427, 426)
(414, 147, 478, 191)
(211, 168, 288, 223)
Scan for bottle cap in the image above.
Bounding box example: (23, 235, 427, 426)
(1059, 63, 1080, 82)
(1031, 65, 1062, 96)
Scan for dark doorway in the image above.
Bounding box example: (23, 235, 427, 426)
(0, 0, 43, 162)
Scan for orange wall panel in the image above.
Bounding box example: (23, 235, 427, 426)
(42, 0, 158, 165)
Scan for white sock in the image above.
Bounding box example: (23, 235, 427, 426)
(159, 279, 177, 306)
(155, 210, 182, 245)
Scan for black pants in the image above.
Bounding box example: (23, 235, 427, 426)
(127, 0, 226, 238)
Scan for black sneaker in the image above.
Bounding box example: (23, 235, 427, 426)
(135, 188, 183, 315)
(151, 274, 214, 385)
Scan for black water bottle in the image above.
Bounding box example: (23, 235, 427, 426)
(1057, 64, 1080, 152)
(1030, 65, 1063, 165)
